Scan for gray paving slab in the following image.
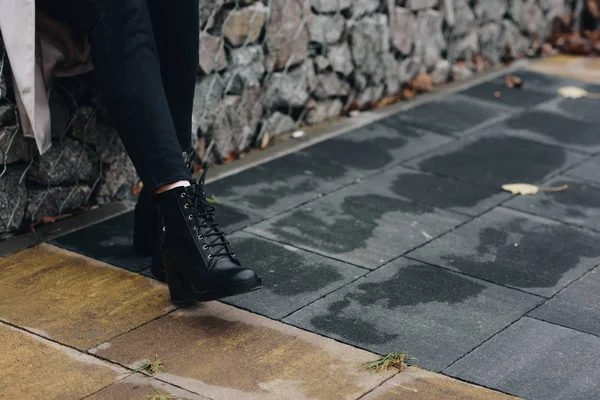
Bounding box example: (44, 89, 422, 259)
(565, 154, 600, 184)
(530, 267, 600, 337)
(206, 150, 354, 218)
(383, 166, 511, 217)
(495, 110, 600, 153)
(222, 232, 367, 319)
(283, 258, 542, 372)
(206, 122, 450, 218)
(246, 171, 468, 269)
(406, 133, 586, 188)
(506, 176, 600, 231)
(303, 116, 452, 170)
(392, 95, 509, 136)
(459, 81, 556, 109)
(445, 317, 600, 400)
(409, 207, 600, 297)
(538, 95, 600, 126)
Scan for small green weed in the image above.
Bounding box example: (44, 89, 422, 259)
(363, 352, 414, 373)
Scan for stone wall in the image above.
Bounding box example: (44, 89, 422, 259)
(0, 0, 580, 237)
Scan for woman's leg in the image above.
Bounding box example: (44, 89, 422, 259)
(38, 0, 262, 301)
(83, 0, 192, 191)
(146, 0, 199, 153)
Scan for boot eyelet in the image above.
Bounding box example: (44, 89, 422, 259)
(207, 254, 213, 260)
(197, 235, 203, 240)
(188, 214, 193, 220)
(184, 203, 190, 209)
(162, 226, 166, 232)
(202, 244, 208, 250)
(180, 193, 186, 198)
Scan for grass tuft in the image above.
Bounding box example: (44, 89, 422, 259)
(363, 352, 414, 373)
(131, 356, 165, 376)
(147, 386, 175, 400)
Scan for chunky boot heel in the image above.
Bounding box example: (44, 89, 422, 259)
(156, 167, 262, 304)
(163, 257, 195, 304)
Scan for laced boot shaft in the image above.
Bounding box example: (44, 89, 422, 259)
(133, 148, 197, 279)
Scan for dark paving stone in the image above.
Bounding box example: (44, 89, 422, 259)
(555, 96, 600, 125)
(491, 70, 586, 93)
(409, 207, 600, 297)
(207, 123, 450, 218)
(506, 176, 600, 231)
(304, 117, 451, 171)
(222, 232, 367, 319)
(384, 166, 511, 217)
(565, 155, 600, 184)
(539, 95, 600, 126)
(407, 134, 586, 188)
(206, 151, 358, 218)
(283, 258, 542, 372)
(460, 81, 556, 109)
(247, 172, 468, 269)
(530, 267, 600, 337)
(499, 110, 600, 153)
(52, 203, 258, 272)
(51, 212, 150, 272)
(445, 317, 600, 400)
(393, 95, 508, 136)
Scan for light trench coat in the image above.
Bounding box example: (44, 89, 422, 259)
(0, 0, 92, 155)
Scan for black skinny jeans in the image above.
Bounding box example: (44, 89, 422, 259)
(37, 0, 197, 190)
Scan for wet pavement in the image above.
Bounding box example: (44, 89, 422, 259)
(4, 61, 600, 399)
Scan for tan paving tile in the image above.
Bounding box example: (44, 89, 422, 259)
(0, 322, 126, 400)
(531, 54, 581, 67)
(86, 374, 208, 400)
(0, 244, 174, 350)
(529, 56, 600, 84)
(362, 367, 518, 400)
(91, 301, 397, 400)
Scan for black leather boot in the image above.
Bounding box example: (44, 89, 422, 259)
(133, 150, 195, 282)
(155, 172, 262, 304)
(133, 185, 158, 258)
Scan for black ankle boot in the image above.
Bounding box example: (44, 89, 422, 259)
(155, 174, 262, 304)
(133, 185, 167, 282)
(133, 149, 195, 282)
(133, 185, 158, 257)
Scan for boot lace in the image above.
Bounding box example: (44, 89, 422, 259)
(187, 167, 235, 265)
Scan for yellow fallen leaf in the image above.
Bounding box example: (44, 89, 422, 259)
(502, 183, 568, 195)
(205, 195, 221, 204)
(558, 86, 589, 99)
(558, 86, 600, 99)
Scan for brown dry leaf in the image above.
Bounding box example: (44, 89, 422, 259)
(493, 91, 502, 98)
(505, 75, 524, 89)
(29, 214, 74, 233)
(221, 152, 238, 164)
(401, 87, 416, 100)
(376, 95, 402, 108)
(132, 181, 144, 196)
(502, 183, 569, 195)
(346, 101, 361, 113)
(411, 74, 433, 93)
(260, 131, 270, 149)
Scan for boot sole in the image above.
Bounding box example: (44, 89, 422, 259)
(171, 278, 263, 305)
